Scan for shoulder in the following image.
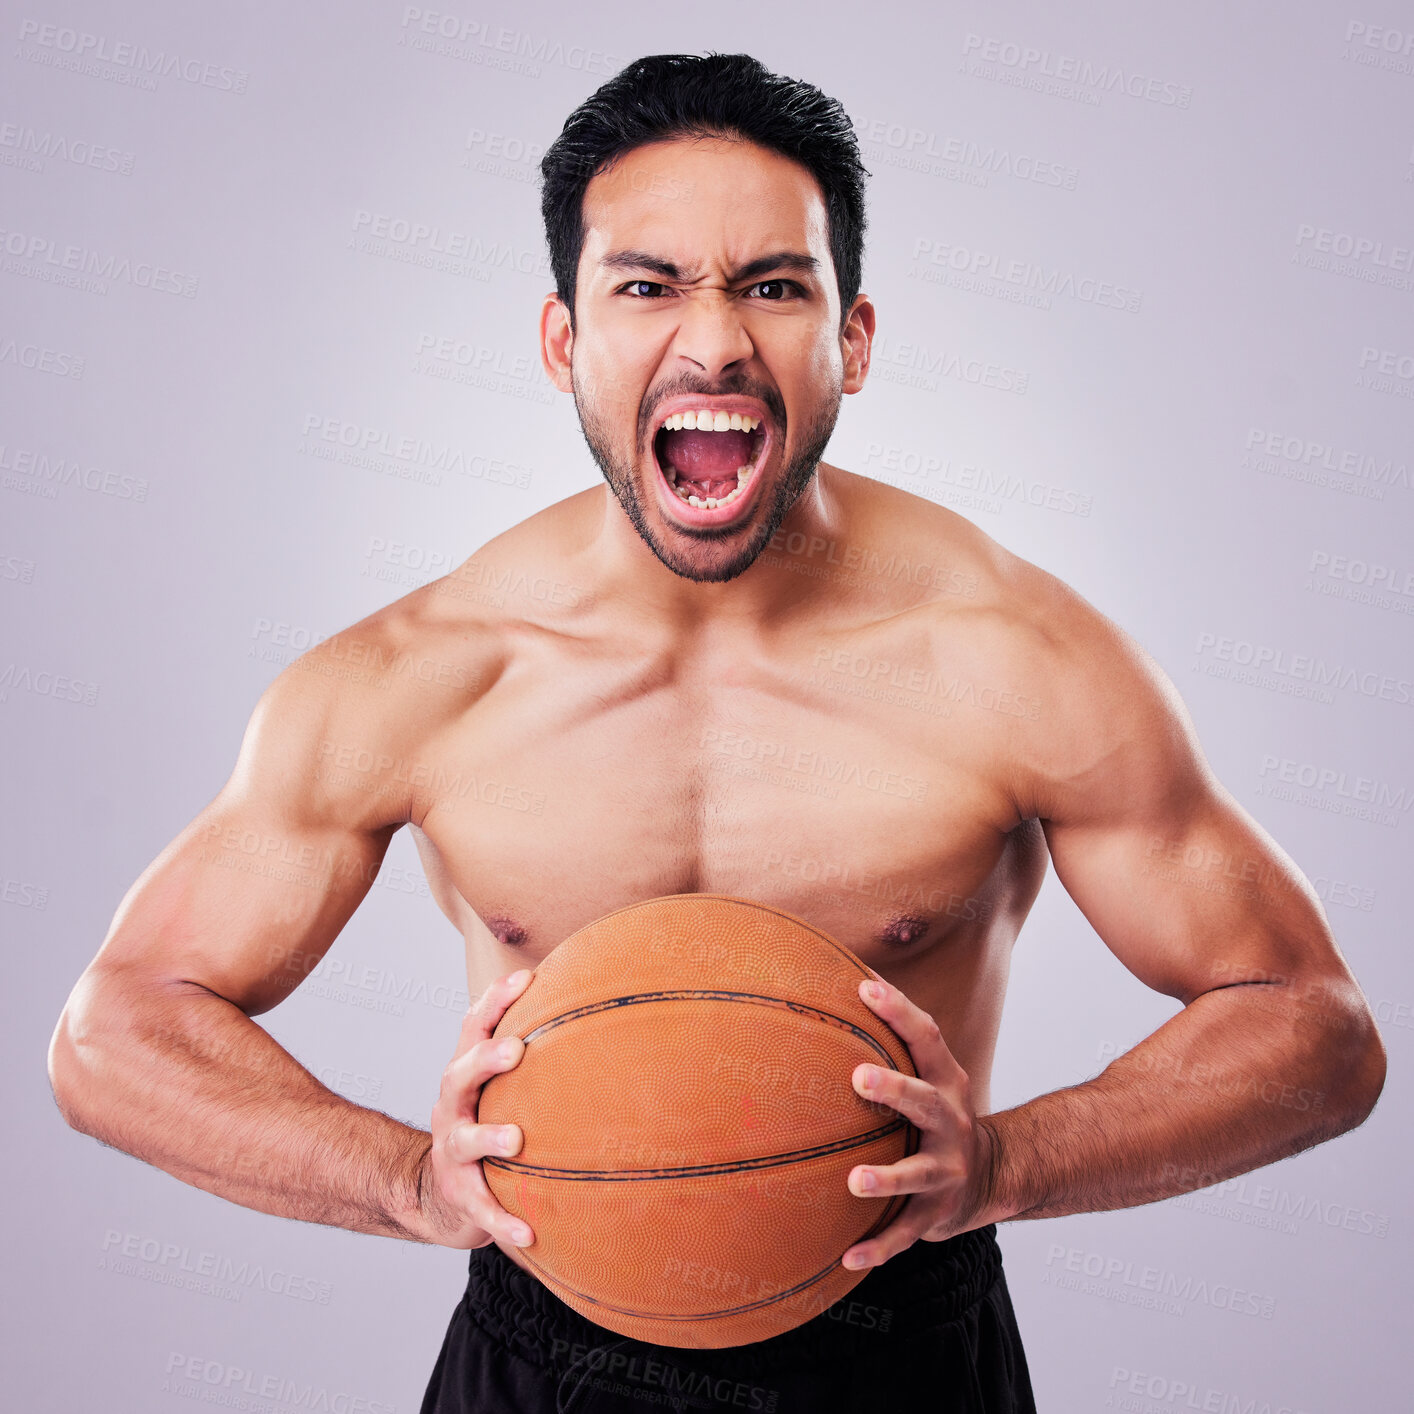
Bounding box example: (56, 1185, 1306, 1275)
(236, 573, 514, 832)
(977, 543, 1204, 826)
(816, 467, 1016, 611)
(830, 466, 1062, 633)
(294, 489, 601, 703)
(840, 469, 1203, 821)
(238, 497, 602, 827)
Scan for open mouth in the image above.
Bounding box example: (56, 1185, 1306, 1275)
(651, 406, 770, 516)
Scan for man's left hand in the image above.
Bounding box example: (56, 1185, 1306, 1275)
(841, 975, 998, 1270)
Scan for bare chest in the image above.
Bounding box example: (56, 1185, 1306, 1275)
(407, 636, 1048, 1030)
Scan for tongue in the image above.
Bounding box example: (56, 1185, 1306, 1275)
(660, 429, 752, 488)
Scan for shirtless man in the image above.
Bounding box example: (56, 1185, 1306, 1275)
(49, 53, 1385, 1414)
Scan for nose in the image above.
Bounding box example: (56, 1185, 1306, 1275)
(671, 291, 754, 380)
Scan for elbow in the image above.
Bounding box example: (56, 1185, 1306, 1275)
(48, 976, 115, 1136)
(48, 1009, 88, 1133)
(1328, 1012, 1387, 1134)
(1353, 1025, 1387, 1120)
(48, 1004, 103, 1135)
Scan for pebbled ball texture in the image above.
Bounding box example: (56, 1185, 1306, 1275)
(477, 893, 918, 1347)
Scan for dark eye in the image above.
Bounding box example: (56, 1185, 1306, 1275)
(747, 280, 797, 300)
(622, 280, 668, 298)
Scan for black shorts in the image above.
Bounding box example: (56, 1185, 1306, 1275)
(419, 1224, 1036, 1413)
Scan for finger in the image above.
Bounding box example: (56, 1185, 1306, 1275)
(847, 1150, 967, 1201)
(445, 1120, 524, 1165)
(443, 1034, 526, 1110)
(441, 1123, 535, 1247)
(455, 968, 535, 1057)
(858, 978, 960, 1079)
(841, 1204, 933, 1270)
(462, 967, 535, 1042)
(852, 1065, 959, 1132)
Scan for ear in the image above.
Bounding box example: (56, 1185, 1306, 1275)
(540, 292, 574, 393)
(840, 293, 875, 395)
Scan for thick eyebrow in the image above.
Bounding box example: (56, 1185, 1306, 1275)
(599, 249, 822, 284)
(733, 251, 821, 284)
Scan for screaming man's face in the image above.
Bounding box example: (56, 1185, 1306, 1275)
(543, 134, 869, 583)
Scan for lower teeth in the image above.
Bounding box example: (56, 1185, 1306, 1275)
(671, 463, 752, 509)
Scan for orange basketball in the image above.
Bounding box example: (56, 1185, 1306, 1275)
(477, 893, 918, 1348)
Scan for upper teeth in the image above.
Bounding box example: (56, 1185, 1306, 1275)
(659, 410, 761, 433)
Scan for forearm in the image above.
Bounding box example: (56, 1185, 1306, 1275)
(975, 977, 1385, 1225)
(50, 970, 433, 1241)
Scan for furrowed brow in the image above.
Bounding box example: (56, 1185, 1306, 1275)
(599, 250, 821, 284)
(600, 250, 696, 281)
(728, 251, 821, 283)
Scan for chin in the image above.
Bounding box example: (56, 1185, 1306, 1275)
(638, 513, 774, 584)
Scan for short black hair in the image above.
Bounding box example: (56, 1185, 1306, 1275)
(540, 53, 869, 329)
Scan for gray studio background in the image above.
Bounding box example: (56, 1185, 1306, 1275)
(5, 2, 1411, 1409)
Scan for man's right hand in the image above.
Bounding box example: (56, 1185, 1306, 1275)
(411, 967, 536, 1249)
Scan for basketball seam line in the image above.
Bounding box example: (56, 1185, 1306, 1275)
(520, 989, 896, 1065)
(483, 1117, 908, 1181)
(516, 1204, 906, 1323)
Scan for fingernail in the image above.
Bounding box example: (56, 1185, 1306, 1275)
(512, 1225, 533, 1247)
(497, 1038, 522, 1062)
(858, 1170, 877, 1194)
(858, 1066, 877, 1091)
(508, 969, 531, 987)
(863, 981, 884, 1001)
(843, 1251, 868, 1270)
(498, 1128, 518, 1152)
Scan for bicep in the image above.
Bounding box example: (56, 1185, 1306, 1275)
(1033, 632, 1341, 1004)
(89, 654, 405, 1016)
(95, 793, 397, 1016)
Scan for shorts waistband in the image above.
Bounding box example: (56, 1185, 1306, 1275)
(460, 1225, 1003, 1377)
